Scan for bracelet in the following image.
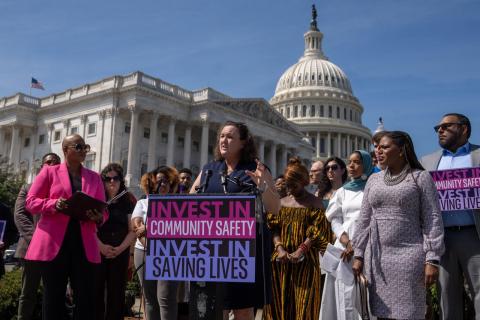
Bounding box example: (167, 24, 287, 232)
(299, 243, 309, 253)
(274, 242, 284, 251)
(425, 261, 440, 268)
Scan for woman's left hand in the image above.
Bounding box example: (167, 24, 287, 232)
(341, 242, 354, 262)
(245, 159, 273, 190)
(288, 248, 305, 264)
(425, 263, 439, 287)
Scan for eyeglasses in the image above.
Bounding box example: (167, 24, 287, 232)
(157, 178, 169, 186)
(68, 144, 91, 152)
(325, 164, 340, 171)
(433, 122, 463, 133)
(103, 175, 121, 182)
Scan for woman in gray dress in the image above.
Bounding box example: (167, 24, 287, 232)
(352, 131, 445, 319)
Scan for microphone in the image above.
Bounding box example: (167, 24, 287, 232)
(220, 170, 228, 194)
(178, 184, 185, 194)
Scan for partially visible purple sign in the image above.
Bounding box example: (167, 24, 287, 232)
(145, 194, 256, 283)
(430, 167, 480, 211)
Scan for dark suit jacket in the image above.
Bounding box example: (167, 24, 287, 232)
(421, 143, 480, 238)
(14, 184, 39, 259)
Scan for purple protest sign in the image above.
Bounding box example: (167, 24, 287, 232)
(145, 194, 256, 282)
(430, 167, 480, 211)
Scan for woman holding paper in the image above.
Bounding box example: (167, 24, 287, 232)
(95, 163, 137, 320)
(266, 157, 332, 320)
(319, 150, 373, 320)
(25, 134, 107, 320)
(131, 166, 180, 320)
(190, 121, 280, 320)
(352, 131, 444, 319)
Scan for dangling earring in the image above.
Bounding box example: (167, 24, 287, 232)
(361, 174, 368, 180)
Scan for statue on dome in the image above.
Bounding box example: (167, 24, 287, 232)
(374, 116, 386, 133)
(310, 4, 318, 31)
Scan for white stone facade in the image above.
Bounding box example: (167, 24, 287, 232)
(0, 71, 313, 187)
(270, 12, 372, 160)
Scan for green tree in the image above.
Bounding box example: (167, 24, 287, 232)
(0, 165, 25, 208)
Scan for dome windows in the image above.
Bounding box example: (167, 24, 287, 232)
(302, 105, 307, 117)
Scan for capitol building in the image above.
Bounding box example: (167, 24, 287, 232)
(270, 7, 371, 160)
(0, 6, 370, 187)
(0, 73, 313, 187)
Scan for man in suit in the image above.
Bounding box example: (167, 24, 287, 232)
(421, 113, 480, 319)
(15, 152, 60, 320)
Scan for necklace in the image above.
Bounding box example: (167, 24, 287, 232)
(384, 164, 410, 186)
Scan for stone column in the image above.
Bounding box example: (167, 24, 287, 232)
(336, 133, 342, 158)
(347, 135, 352, 156)
(316, 132, 321, 158)
(125, 106, 140, 187)
(354, 136, 358, 151)
(47, 123, 54, 149)
(268, 142, 277, 178)
(166, 118, 176, 166)
(9, 125, 21, 170)
(147, 112, 160, 171)
(29, 126, 38, 182)
(80, 115, 87, 138)
(183, 126, 192, 169)
(200, 119, 210, 169)
(62, 119, 70, 138)
(280, 145, 288, 175)
(0, 127, 5, 157)
(258, 138, 265, 162)
(327, 132, 332, 158)
(96, 110, 106, 171)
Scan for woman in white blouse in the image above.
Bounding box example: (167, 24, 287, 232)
(320, 150, 373, 320)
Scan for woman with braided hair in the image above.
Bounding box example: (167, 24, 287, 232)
(265, 157, 332, 320)
(352, 131, 445, 319)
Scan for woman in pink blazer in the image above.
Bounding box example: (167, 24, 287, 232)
(26, 134, 107, 320)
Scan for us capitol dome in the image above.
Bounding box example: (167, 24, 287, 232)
(270, 5, 372, 160)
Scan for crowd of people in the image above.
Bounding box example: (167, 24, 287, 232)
(0, 112, 477, 320)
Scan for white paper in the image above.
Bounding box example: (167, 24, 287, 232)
(320, 243, 355, 285)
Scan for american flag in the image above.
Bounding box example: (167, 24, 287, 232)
(31, 77, 45, 90)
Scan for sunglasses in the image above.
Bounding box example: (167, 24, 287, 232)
(433, 122, 463, 133)
(157, 178, 170, 185)
(68, 143, 91, 152)
(325, 164, 340, 171)
(103, 175, 121, 182)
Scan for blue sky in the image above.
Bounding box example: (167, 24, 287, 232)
(0, 0, 479, 157)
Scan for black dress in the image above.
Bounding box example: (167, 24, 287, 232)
(95, 193, 136, 320)
(200, 160, 272, 309)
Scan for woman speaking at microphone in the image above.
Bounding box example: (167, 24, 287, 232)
(190, 121, 280, 320)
